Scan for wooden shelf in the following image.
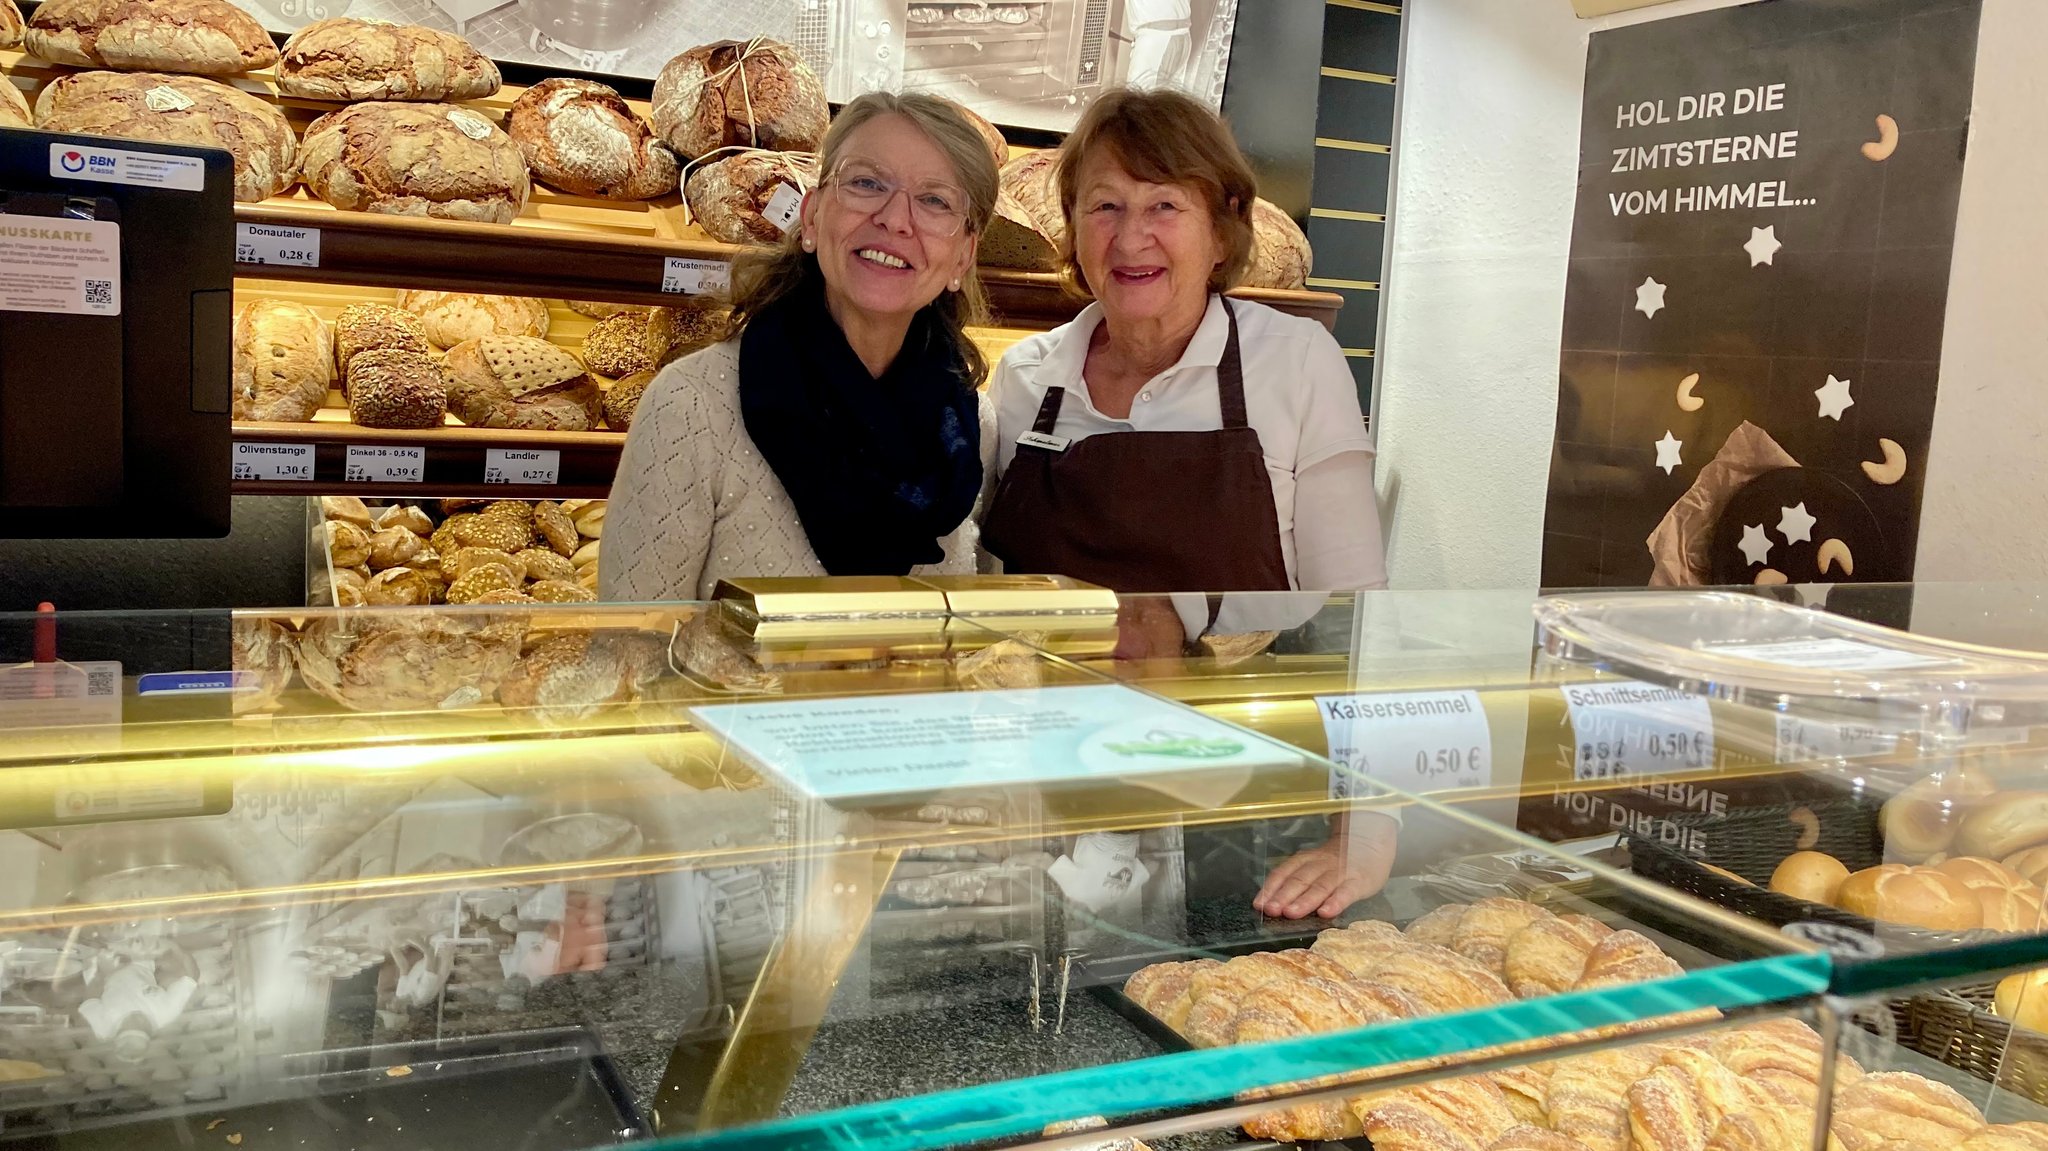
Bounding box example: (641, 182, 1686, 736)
(233, 421, 621, 499)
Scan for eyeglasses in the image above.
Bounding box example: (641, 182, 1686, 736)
(826, 160, 971, 238)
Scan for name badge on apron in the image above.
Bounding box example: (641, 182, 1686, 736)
(1017, 430, 1071, 452)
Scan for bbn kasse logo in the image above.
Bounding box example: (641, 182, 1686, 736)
(60, 151, 85, 172)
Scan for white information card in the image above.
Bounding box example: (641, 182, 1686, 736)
(1315, 689, 1493, 796)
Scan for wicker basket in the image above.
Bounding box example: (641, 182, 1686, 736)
(1905, 987, 2048, 1106)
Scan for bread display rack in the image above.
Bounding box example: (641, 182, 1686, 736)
(1, 45, 1343, 500)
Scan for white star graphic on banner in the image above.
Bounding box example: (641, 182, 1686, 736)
(1815, 374, 1855, 420)
(1744, 226, 1783, 267)
(1739, 523, 1774, 567)
(1654, 431, 1683, 475)
(1778, 502, 1817, 544)
(1796, 584, 1833, 609)
(1635, 276, 1667, 319)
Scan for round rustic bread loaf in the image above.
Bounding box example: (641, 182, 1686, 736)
(301, 102, 531, 224)
(999, 149, 1064, 246)
(297, 613, 526, 712)
(0, 75, 30, 129)
(34, 71, 296, 202)
(347, 347, 447, 429)
(394, 291, 549, 347)
(580, 311, 652, 378)
(1244, 198, 1313, 290)
(980, 191, 1058, 270)
(27, 0, 276, 74)
(602, 370, 654, 432)
(948, 100, 1008, 171)
(444, 336, 601, 432)
(232, 300, 332, 422)
(332, 302, 429, 379)
(651, 38, 827, 160)
(277, 18, 500, 102)
(507, 77, 678, 200)
(230, 617, 297, 713)
(0, 0, 22, 50)
(684, 149, 816, 245)
(645, 303, 729, 368)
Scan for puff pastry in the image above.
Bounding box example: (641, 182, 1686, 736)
(1361, 943, 1514, 1015)
(1574, 929, 1685, 989)
(1505, 914, 1615, 998)
(1406, 902, 1472, 947)
(1962, 1123, 2048, 1151)
(1453, 897, 1558, 974)
(1490, 1125, 1595, 1151)
(1831, 1072, 1985, 1151)
(1488, 1064, 1554, 1126)
(1122, 958, 1218, 1026)
(1547, 1045, 1673, 1151)
(1354, 1077, 1519, 1151)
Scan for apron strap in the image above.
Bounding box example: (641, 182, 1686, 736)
(1031, 383, 1068, 436)
(1216, 297, 1248, 430)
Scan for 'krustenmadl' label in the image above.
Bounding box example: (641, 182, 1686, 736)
(0, 218, 122, 317)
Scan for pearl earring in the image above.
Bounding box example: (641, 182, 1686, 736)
(949, 278, 961, 292)
(801, 236, 815, 251)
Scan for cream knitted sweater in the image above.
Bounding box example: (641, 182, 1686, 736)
(599, 339, 994, 603)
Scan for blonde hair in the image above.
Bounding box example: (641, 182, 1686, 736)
(1057, 88, 1258, 295)
(724, 92, 1000, 386)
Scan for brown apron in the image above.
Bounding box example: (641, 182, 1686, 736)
(983, 298, 1292, 595)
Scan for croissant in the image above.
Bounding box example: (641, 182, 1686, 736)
(1505, 914, 1614, 998)
(1180, 951, 1355, 1046)
(1361, 942, 1514, 1014)
(1628, 1048, 1751, 1151)
(1122, 958, 1219, 1027)
(1313, 921, 1412, 977)
(1405, 902, 1472, 947)
(1705, 1019, 1862, 1108)
(1961, 1123, 2048, 1151)
(1546, 1044, 1673, 1151)
(1830, 1072, 1985, 1151)
(1229, 975, 1397, 1044)
(1490, 1125, 1595, 1151)
(1353, 1077, 1520, 1151)
(1453, 897, 1557, 975)
(1574, 929, 1684, 989)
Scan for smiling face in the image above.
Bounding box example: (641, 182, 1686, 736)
(1071, 152, 1226, 328)
(800, 112, 980, 334)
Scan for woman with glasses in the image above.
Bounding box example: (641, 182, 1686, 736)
(601, 93, 999, 602)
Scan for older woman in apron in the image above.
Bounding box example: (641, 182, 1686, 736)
(984, 88, 1392, 920)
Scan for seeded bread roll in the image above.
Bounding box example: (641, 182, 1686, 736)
(26, 0, 276, 75)
(685, 149, 817, 245)
(580, 311, 652, 378)
(651, 38, 828, 160)
(301, 102, 531, 225)
(602, 370, 654, 431)
(278, 18, 499, 102)
(507, 77, 678, 200)
(333, 302, 429, 379)
(33, 71, 296, 202)
(346, 348, 447, 429)
(443, 336, 601, 431)
(0, 0, 21, 50)
(232, 300, 332, 422)
(567, 300, 650, 319)
(1244, 198, 1313, 290)
(645, 303, 729, 368)
(395, 291, 550, 348)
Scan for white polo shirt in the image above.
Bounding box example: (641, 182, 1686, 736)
(991, 295, 1385, 592)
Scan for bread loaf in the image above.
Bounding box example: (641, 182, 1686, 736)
(320, 495, 373, 529)
(34, 71, 296, 202)
(1997, 969, 2048, 1032)
(364, 567, 435, 606)
(277, 18, 499, 102)
(346, 348, 446, 429)
(444, 336, 601, 431)
(651, 38, 827, 160)
(685, 149, 816, 244)
(1936, 855, 2034, 893)
(1836, 864, 1981, 931)
(948, 100, 1008, 171)
(568, 300, 650, 320)
(980, 191, 1059, 270)
(1000, 150, 1064, 246)
(26, 0, 276, 74)
(602, 370, 655, 431)
(581, 312, 652, 378)
(373, 503, 435, 536)
(1959, 792, 2048, 860)
(333, 302, 429, 379)
(1767, 851, 1849, 904)
(395, 291, 549, 348)
(507, 77, 678, 200)
(0, 0, 22, 50)
(2009, 845, 2048, 887)
(0, 76, 27, 129)
(230, 618, 296, 714)
(1244, 198, 1312, 290)
(301, 102, 531, 224)
(646, 303, 729, 368)
(232, 300, 332, 422)
(297, 613, 526, 712)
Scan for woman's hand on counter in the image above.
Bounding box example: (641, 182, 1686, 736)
(1253, 811, 1399, 920)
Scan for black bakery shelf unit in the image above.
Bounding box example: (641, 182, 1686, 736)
(232, 420, 621, 501)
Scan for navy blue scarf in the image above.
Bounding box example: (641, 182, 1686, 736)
(738, 275, 983, 576)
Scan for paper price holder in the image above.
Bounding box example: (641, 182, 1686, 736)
(0, 128, 233, 538)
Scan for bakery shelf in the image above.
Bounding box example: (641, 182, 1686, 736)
(232, 419, 620, 499)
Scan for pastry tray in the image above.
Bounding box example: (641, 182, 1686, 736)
(1, 1027, 648, 1149)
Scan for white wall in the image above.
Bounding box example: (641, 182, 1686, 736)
(1372, 0, 2040, 588)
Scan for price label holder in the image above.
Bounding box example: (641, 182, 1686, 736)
(484, 447, 561, 486)
(1562, 680, 1715, 781)
(1774, 715, 1899, 764)
(662, 256, 731, 296)
(1316, 689, 1492, 796)
(234, 222, 320, 268)
(232, 441, 314, 482)
(344, 444, 424, 484)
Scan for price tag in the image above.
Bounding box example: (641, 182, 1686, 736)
(764, 182, 804, 234)
(344, 444, 424, 484)
(232, 441, 315, 482)
(1316, 690, 1492, 796)
(1562, 680, 1714, 781)
(235, 222, 321, 268)
(483, 447, 560, 486)
(1774, 715, 1898, 764)
(662, 256, 731, 296)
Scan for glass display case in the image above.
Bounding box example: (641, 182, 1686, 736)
(2, 586, 2048, 1150)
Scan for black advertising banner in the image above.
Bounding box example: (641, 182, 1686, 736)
(1540, 0, 1982, 591)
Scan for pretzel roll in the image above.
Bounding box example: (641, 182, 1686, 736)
(1960, 792, 2048, 860)
(1768, 851, 1850, 905)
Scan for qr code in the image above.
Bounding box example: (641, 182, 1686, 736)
(83, 280, 113, 307)
(86, 667, 116, 697)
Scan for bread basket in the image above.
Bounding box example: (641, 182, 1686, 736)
(1905, 987, 2048, 1106)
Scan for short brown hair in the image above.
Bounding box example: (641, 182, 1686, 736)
(1056, 88, 1258, 295)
